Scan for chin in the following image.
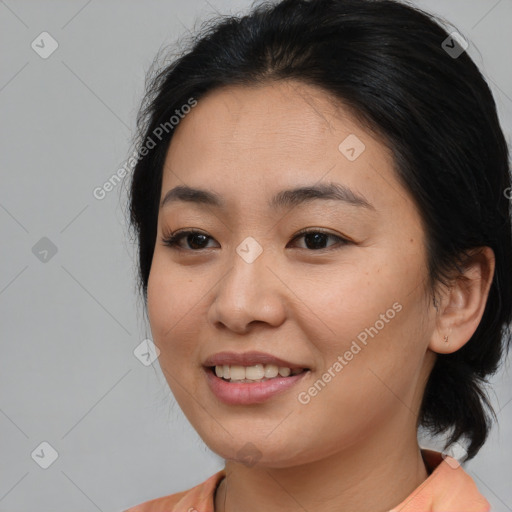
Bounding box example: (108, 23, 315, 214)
(195, 429, 322, 469)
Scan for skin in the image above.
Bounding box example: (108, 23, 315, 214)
(146, 80, 495, 512)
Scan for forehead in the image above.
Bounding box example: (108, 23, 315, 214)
(168, 81, 359, 160)
(160, 81, 407, 216)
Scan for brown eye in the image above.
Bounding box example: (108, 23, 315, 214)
(161, 228, 350, 252)
(161, 230, 217, 250)
(289, 229, 350, 250)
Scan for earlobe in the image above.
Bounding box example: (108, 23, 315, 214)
(428, 246, 495, 355)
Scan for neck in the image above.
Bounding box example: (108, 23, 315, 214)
(214, 429, 429, 512)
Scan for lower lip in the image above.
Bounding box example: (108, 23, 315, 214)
(204, 368, 309, 405)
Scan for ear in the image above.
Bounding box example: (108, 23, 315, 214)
(429, 247, 495, 355)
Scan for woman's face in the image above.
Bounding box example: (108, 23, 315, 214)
(147, 80, 437, 467)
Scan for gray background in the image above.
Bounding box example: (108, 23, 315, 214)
(0, 0, 511, 511)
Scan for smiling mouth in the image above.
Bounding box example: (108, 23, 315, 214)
(209, 364, 309, 383)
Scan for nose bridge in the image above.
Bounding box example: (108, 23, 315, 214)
(208, 236, 286, 332)
(224, 235, 275, 306)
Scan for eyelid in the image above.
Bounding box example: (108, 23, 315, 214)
(160, 227, 351, 251)
(160, 229, 218, 250)
(290, 227, 352, 246)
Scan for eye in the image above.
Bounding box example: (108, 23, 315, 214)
(161, 230, 218, 250)
(288, 228, 350, 250)
(160, 228, 351, 252)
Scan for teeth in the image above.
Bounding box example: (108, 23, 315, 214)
(214, 364, 304, 381)
(245, 364, 265, 380)
(278, 367, 291, 377)
(264, 364, 279, 378)
(229, 365, 245, 381)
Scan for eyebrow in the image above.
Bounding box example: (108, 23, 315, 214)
(160, 182, 375, 211)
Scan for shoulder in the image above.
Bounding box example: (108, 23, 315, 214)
(123, 470, 226, 512)
(389, 449, 491, 512)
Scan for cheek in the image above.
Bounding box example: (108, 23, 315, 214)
(292, 249, 428, 396)
(147, 259, 171, 339)
(147, 257, 207, 407)
(147, 255, 200, 359)
(290, 257, 403, 351)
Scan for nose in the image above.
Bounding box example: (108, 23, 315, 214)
(207, 246, 287, 334)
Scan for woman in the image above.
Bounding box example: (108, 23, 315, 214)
(124, 0, 512, 510)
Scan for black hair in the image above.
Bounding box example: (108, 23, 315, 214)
(126, 0, 512, 460)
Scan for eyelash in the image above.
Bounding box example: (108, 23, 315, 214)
(160, 228, 351, 252)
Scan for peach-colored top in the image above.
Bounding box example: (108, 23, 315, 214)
(124, 449, 490, 512)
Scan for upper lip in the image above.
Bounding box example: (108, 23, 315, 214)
(203, 351, 308, 369)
